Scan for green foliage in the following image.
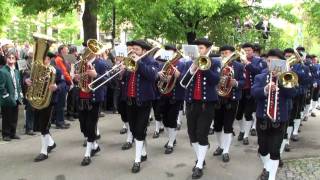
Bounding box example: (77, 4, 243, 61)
(0, 0, 13, 36)
(303, 0, 320, 38)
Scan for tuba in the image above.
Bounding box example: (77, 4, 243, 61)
(78, 39, 107, 93)
(26, 33, 56, 110)
(216, 52, 239, 97)
(157, 51, 183, 94)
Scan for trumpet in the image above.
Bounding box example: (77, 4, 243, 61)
(88, 46, 160, 91)
(180, 46, 213, 89)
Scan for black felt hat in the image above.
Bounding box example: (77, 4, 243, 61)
(193, 38, 213, 48)
(131, 40, 152, 50)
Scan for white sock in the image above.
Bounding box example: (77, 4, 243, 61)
(192, 142, 199, 160)
(222, 133, 232, 154)
(45, 134, 55, 146)
(293, 119, 301, 135)
(287, 126, 293, 144)
(155, 121, 161, 132)
(280, 139, 287, 154)
(92, 141, 99, 150)
(251, 113, 257, 130)
(260, 154, 270, 169)
(196, 145, 208, 169)
(85, 142, 92, 157)
(168, 128, 177, 147)
(96, 127, 100, 136)
(304, 104, 311, 117)
(160, 121, 164, 129)
(243, 120, 252, 138)
(40, 135, 48, 155)
(177, 111, 183, 125)
(126, 130, 133, 143)
(268, 159, 279, 180)
(134, 140, 143, 163)
(215, 132, 222, 147)
(311, 100, 317, 113)
(238, 119, 244, 133)
(141, 142, 147, 156)
(210, 121, 214, 129)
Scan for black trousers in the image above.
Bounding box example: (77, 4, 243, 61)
(78, 101, 100, 142)
(33, 105, 53, 135)
(312, 87, 319, 101)
(186, 101, 216, 146)
(127, 99, 151, 141)
(304, 87, 313, 106)
(236, 89, 256, 121)
(214, 99, 239, 133)
(289, 95, 304, 126)
(117, 100, 128, 123)
(152, 99, 162, 121)
(256, 118, 286, 160)
(158, 97, 182, 129)
(1, 105, 19, 137)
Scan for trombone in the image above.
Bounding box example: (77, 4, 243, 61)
(88, 46, 160, 91)
(180, 46, 215, 89)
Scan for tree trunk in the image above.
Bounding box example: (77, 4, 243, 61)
(186, 31, 196, 44)
(82, 0, 98, 42)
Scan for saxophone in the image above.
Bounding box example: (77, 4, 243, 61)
(26, 33, 56, 110)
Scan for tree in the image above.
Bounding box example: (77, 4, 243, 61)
(0, 0, 12, 36)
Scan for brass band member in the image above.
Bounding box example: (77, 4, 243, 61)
(157, 44, 185, 154)
(252, 49, 297, 180)
(182, 38, 221, 179)
(119, 40, 159, 173)
(213, 45, 245, 162)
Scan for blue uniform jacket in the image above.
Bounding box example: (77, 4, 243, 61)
(183, 57, 221, 102)
(251, 69, 297, 122)
(292, 63, 312, 95)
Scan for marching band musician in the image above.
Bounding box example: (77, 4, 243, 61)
(212, 45, 245, 163)
(25, 52, 62, 162)
(157, 44, 185, 154)
(119, 40, 159, 173)
(73, 44, 109, 166)
(309, 55, 320, 117)
(182, 38, 221, 179)
(235, 43, 267, 145)
(251, 49, 297, 180)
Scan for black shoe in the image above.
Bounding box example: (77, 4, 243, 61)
(208, 128, 214, 135)
(153, 131, 160, 139)
(63, 122, 71, 127)
(303, 116, 308, 121)
(83, 140, 87, 147)
(99, 113, 105, 118)
(291, 134, 299, 142)
(26, 131, 36, 136)
(66, 116, 75, 121)
(131, 162, 140, 173)
(192, 167, 203, 179)
(96, 134, 101, 140)
(238, 132, 244, 141)
(10, 135, 21, 139)
(284, 144, 290, 152)
(91, 146, 101, 156)
(81, 157, 91, 166)
(193, 160, 206, 172)
(56, 124, 70, 129)
(279, 159, 284, 168)
(73, 114, 79, 119)
(250, 129, 257, 136)
(141, 155, 148, 162)
(47, 143, 56, 153)
(34, 153, 48, 162)
(164, 140, 177, 148)
(165, 146, 174, 154)
(159, 128, 164, 133)
(176, 124, 181, 130)
(120, 128, 127, 134)
(259, 168, 269, 180)
(121, 142, 133, 150)
(149, 117, 153, 122)
(311, 112, 316, 117)
(222, 153, 230, 162)
(243, 137, 249, 145)
(3, 136, 11, 141)
(213, 147, 223, 156)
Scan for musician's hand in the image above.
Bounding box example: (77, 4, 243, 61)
(49, 84, 58, 92)
(264, 82, 276, 95)
(86, 69, 97, 78)
(172, 66, 181, 78)
(313, 83, 318, 88)
(73, 74, 80, 82)
(158, 71, 166, 80)
(190, 63, 198, 74)
(25, 78, 32, 86)
(230, 79, 238, 87)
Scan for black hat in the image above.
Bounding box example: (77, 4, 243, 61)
(164, 44, 177, 51)
(296, 46, 305, 52)
(82, 42, 87, 47)
(284, 48, 294, 54)
(47, 51, 56, 59)
(219, 45, 235, 52)
(131, 40, 152, 50)
(126, 41, 134, 46)
(267, 48, 284, 59)
(69, 45, 77, 54)
(242, 43, 254, 49)
(193, 38, 213, 48)
(253, 43, 262, 52)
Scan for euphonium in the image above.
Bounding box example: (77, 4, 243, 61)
(157, 51, 183, 94)
(216, 52, 239, 97)
(26, 33, 56, 110)
(78, 39, 107, 93)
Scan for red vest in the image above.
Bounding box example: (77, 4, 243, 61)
(193, 71, 202, 100)
(127, 72, 137, 97)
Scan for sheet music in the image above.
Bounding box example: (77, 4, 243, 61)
(17, 59, 27, 71)
(160, 50, 174, 61)
(182, 45, 199, 60)
(269, 60, 287, 74)
(115, 45, 128, 57)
